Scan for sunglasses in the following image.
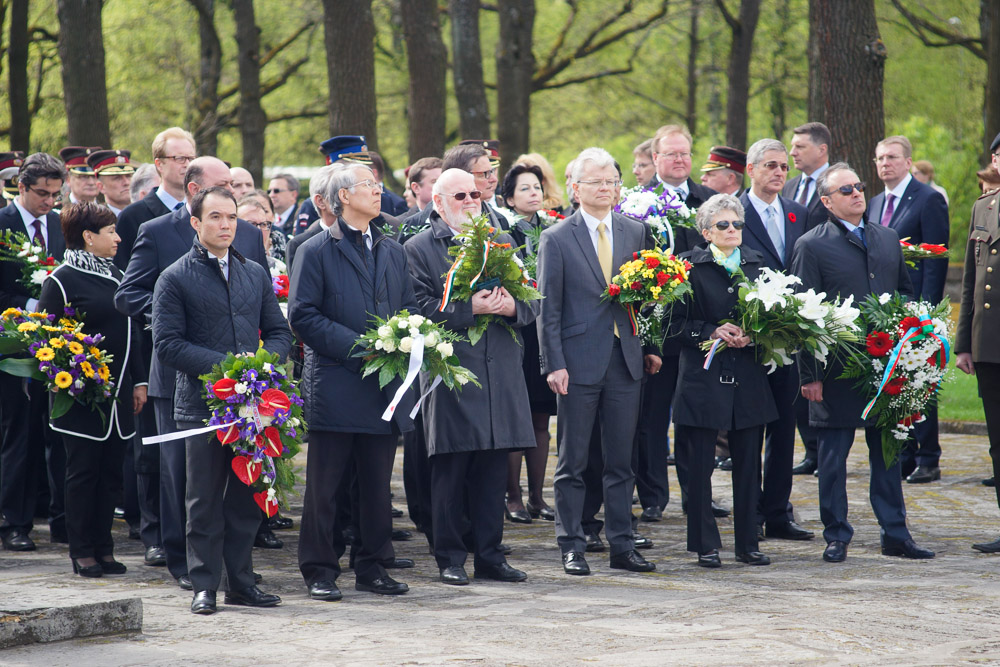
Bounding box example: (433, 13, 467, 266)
(712, 220, 745, 230)
(761, 161, 790, 172)
(443, 190, 482, 201)
(830, 182, 866, 196)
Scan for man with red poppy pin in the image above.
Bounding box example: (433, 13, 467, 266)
(790, 163, 933, 564)
(738, 139, 813, 543)
(152, 186, 291, 614)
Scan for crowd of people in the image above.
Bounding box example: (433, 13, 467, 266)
(1, 117, 999, 616)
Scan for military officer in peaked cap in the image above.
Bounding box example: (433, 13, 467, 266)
(87, 149, 136, 218)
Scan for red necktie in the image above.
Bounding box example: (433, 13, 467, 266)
(32, 219, 46, 253)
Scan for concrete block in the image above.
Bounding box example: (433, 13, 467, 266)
(0, 598, 142, 649)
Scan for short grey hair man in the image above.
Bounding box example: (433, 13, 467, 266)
(130, 162, 160, 203)
(815, 161, 855, 197)
(323, 162, 375, 218)
(695, 193, 745, 232)
(570, 147, 618, 183)
(746, 138, 788, 168)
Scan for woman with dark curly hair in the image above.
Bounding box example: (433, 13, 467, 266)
(37, 202, 147, 577)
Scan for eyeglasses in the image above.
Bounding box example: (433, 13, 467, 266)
(250, 221, 272, 230)
(829, 182, 866, 196)
(577, 179, 623, 188)
(348, 179, 384, 193)
(657, 152, 692, 161)
(267, 188, 289, 195)
(442, 190, 482, 201)
(632, 162, 652, 170)
(761, 161, 790, 172)
(470, 168, 498, 179)
(711, 220, 745, 230)
(873, 154, 904, 164)
(26, 185, 62, 202)
(160, 155, 196, 164)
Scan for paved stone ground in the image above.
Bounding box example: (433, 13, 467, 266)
(2, 430, 1000, 666)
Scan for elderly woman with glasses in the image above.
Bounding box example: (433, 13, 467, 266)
(669, 193, 777, 569)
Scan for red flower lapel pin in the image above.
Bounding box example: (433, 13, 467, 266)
(788, 212, 797, 223)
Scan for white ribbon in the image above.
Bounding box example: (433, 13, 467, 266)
(409, 375, 442, 419)
(382, 333, 425, 421)
(141, 419, 239, 445)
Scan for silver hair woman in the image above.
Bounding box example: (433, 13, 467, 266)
(695, 193, 745, 233)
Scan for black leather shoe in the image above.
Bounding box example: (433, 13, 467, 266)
(382, 557, 415, 569)
(499, 543, 513, 555)
(505, 507, 532, 524)
(475, 561, 527, 582)
(736, 551, 771, 565)
(254, 571, 263, 584)
(562, 551, 590, 575)
(440, 565, 469, 585)
(881, 539, 935, 559)
(356, 574, 409, 595)
(392, 529, 413, 541)
(191, 590, 217, 615)
(225, 585, 281, 607)
(309, 580, 343, 601)
(640, 506, 663, 522)
(823, 541, 847, 562)
(765, 520, 814, 541)
(525, 502, 556, 521)
(2, 529, 36, 551)
(792, 458, 817, 475)
(972, 537, 1000, 553)
(585, 533, 606, 553)
(390, 506, 404, 518)
(632, 532, 654, 549)
(254, 529, 283, 549)
(609, 550, 655, 572)
(268, 515, 294, 530)
(712, 501, 730, 518)
(144, 545, 167, 566)
(906, 466, 941, 484)
(177, 575, 193, 590)
(72, 559, 103, 578)
(697, 550, 721, 568)
(717, 457, 733, 471)
(983, 476, 996, 487)
(99, 558, 127, 574)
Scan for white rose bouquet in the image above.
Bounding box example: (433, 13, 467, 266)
(353, 309, 480, 390)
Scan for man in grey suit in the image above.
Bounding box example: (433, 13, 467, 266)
(537, 147, 661, 576)
(791, 163, 934, 564)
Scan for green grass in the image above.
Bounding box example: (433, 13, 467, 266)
(939, 359, 986, 422)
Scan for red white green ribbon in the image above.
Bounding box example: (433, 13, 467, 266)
(439, 252, 466, 312)
(468, 240, 490, 288)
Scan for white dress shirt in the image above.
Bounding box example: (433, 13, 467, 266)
(580, 207, 614, 259)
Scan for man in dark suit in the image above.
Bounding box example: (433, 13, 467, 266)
(791, 162, 934, 564)
(114, 127, 197, 271)
(867, 135, 950, 484)
(115, 156, 266, 588)
(782, 121, 833, 475)
(537, 147, 661, 576)
(739, 139, 813, 542)
(268, 173, 300, 236)
(957, 131, 1000, 553)
(0, 152, 68, 551)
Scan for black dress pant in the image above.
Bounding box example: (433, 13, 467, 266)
(977, 362, 1000, 510)
(681, 423, 761, 555)
(757, 364, 797, 525)
(635, 358, 677, 511)
(181, 422, 259, 594)
(134, 402, 161, 548)
(64, 432, 126, 559)
(430, 449, 507, 570)
(403, 414, 433, 540)
(154, 396, 187, 579)
(299, 430, 396, 584)
(0, 375, 48, 535)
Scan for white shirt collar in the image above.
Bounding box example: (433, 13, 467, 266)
(155, 186, 183, 212)
(12, 196, 43, 230)
(838, 217, 864, 232)
(885, 172, 912, 200)
(747, 189, 783, 221)
(580, 206, 612, 232)
(806, 162, 829, 180)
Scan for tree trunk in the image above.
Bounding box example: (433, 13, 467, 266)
(8, 0, 31, 151)
(686, 0, 701, 135)
(806, 0, 824, 124)
(496, 0, 535, 175)
(400, 0, 447, 162)
(723, 0, 761, 150)
(982, 0, 1000, 159)
(814, 0, 884, 187)
(450, 0, 491, 139)
(56, 0, 111, 148)
(769, 0, 793, 140)
(188, 0, 222, 156)
(322, 0, 378, 149)
(232, 0, 266, 185)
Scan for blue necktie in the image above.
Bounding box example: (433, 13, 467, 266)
(851, 226, 866, 248)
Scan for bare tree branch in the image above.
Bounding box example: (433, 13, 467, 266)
(541, 0, 579, 74)
(260, 19, 316, 68)
(620, 81, 686, 116)
(266, 110, 328, 123)
(888, 0, 984, 59)
(713, 0, 738, 30)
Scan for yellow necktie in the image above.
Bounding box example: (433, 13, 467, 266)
(597, 222, 619, 337)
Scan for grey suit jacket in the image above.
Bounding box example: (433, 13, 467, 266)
(536, 210, 652, 384)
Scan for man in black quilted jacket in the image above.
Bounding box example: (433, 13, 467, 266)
(152, 186, 291, 614)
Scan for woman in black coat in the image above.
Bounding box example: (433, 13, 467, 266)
(499, 163, 557, 523)
(37, 203, 147, 577)
(671, 193, 777, 569)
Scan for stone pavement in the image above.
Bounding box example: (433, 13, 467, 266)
(2, 430, 1000, 666)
